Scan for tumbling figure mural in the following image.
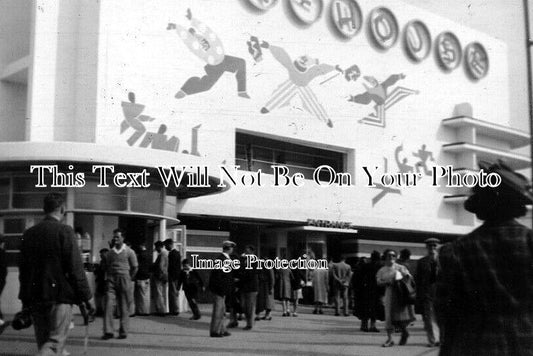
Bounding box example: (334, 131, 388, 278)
(120, 92, 195, 153)
(168, 9, 250, 99)
(259, 41, 347, 128)
(348, 73, 418, 128)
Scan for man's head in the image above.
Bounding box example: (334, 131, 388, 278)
(112, 228, 125, 248)
(222, 240, 236, 254)
(294, 55, 319, 72)
(244, 244, 255, 255)
(163, 238, 174, 251)
(182, 258, 190, 270)
(399, 249, 411, 261)
(464, 160, 532, 221)
(0, 234, 5, 250)
(43, 193, 66, 218)
(344, 64, 360, 82)
(424, 238, 440, 257)
(363, 76, 379, 88)
(154, 241, 164, 253)
(99, 248, 109, 260)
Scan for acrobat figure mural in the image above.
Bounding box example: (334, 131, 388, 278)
(258, 40, 354, 128)
(168, 9, 250, 99)
(413, 144, 435, 175)
(348, 73, 418, 128)
(120, 92, 200, 155)
(371, 143, 435, 206)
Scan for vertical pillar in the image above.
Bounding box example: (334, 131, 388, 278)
(26, 0, 60, 141)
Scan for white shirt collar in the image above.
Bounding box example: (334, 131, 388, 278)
(112, 244, 126, 254)
(222, 252, 230, 259)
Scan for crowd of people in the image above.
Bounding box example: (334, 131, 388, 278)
(1, 160, 533, 355)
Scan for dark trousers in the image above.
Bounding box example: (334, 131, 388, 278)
(0, 279, 5, 320)
(181, 55, 247, 95)
(242, 291, 258, 328)
(184, 290, 200, 318)
(168, 278, 180, 314)
(104, 274, 132, 335)
(210, 294, 227, 335)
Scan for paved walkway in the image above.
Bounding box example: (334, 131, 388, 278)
(1, 304, 440, 356)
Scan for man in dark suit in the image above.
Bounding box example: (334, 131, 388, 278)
(177, 258, 204, 320)
(18, 193, 94, 355)
(164, 238, 181, 316)
(436, 160, 533, 355)
(0, 235, 7, 331)
(416, 238, 441, 347)
(209, 241, 236, 337)
(239, 245, 259, 330)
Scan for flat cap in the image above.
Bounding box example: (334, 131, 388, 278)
(222, 240, 236, 248)
(424, 238, 440, 245)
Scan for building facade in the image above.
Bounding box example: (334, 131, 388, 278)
(0, 0, 530, 312)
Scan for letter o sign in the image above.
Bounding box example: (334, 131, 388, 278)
(368, 7, 399, 50)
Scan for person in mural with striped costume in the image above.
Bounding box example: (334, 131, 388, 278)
(168, 9, 250, 99)
(258, 41, 348, 128)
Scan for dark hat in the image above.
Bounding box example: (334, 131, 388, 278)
(154, 241, 164, 248)
(478, 160, 533, 205)
(163, 238, 174, 246)
(222, 240, 236, 248)
(424, 238, 440, 245)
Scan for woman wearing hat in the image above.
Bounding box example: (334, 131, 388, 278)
(376, 249, 415, 347)
(436, 160, 533, 356)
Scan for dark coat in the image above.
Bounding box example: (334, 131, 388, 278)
(436, 220, 533, 356)
(177, 269, 203, 297)
(0, 248, 7, 284)
(18, 216, 92, 306)
(415, 255, 437, 305)
(167, 249, 181, 281)
(208, 253, 234, 297)
(353, 261, 384, 321)
(237, 255, 259, 293)
(135, 249, 152, 281)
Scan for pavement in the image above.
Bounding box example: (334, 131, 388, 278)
(0, 304, 440, 356)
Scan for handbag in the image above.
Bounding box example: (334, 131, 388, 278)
(397, 276, 416, 306)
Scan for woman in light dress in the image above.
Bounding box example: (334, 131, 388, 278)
(376, 249, 415, 347)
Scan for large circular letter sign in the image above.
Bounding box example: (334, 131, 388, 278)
(289, 0, 324, 25)
(330, 0, 363, 38)
(435, 32, 462, 71)
(249, 0, 279, 11)
(464, 42, 489, 80)
(368, 7, 399, 50)
(403, 20, 431, 62)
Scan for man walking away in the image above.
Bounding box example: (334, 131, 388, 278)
(436, 160, 533, 356)
(134, 243, 151, 316)
(416, 238, 441, 347)
(164, 238, 181, 316)
(101, 229, 138, 340)
(177, 259, 204, 320)
(151, 241, 168, 316)
(0, 235, 7, 330)
(209, 241, 236, 337)
(332, 256, 352, 316)
(18, 193, 94, 355)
